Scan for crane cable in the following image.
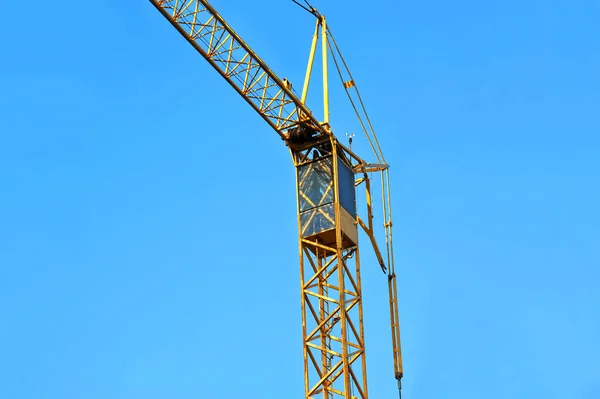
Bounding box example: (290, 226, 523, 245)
(326, 26, 397, 277)
(327, 24, 402, 398)
(326, 28, 386, 165)
(325, 27, 396, 279)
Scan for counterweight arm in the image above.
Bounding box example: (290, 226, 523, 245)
(149, 0, 324, 140)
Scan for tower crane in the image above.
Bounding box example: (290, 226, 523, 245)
(148, 1, 404, 398)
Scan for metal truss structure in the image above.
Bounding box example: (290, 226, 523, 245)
(149, 1, 403, 398)
(149, 0, 324, 138)
(294, 140, 369, 398)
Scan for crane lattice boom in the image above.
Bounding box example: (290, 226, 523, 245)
(150, 0, 326, 141)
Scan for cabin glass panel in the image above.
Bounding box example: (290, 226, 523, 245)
(300, 203, 335, 237)
(297, 155, 357, 240)
(337, 157, 356, 216)
(298, 157, 334, 212)
(298, 157, 334, 237)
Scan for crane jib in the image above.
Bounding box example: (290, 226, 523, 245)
(149, 0, 325, 142)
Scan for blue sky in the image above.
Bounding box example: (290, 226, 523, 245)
(1, 0, 599, 398)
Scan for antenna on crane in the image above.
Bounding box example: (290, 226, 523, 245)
(346, 132, 355, 151)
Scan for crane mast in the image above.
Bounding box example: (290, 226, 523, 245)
(149, 1, 403, 398)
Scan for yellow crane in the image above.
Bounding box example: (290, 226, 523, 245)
(149, 1, 403, 398)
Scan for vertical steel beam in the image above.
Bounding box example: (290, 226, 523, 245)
(302, 20, 321, 105)
(321, 17, 329, 124)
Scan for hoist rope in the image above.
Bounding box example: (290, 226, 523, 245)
(326, 27, 386, 165)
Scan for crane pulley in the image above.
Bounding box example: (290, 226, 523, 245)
(149, 1, 403, 397)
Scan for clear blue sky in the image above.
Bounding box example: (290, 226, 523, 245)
(1, 0, 598, 398)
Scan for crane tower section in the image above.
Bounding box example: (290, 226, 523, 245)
(294, 143, 369, 398)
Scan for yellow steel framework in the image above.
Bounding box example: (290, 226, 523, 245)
(149, 1, 403, 398)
